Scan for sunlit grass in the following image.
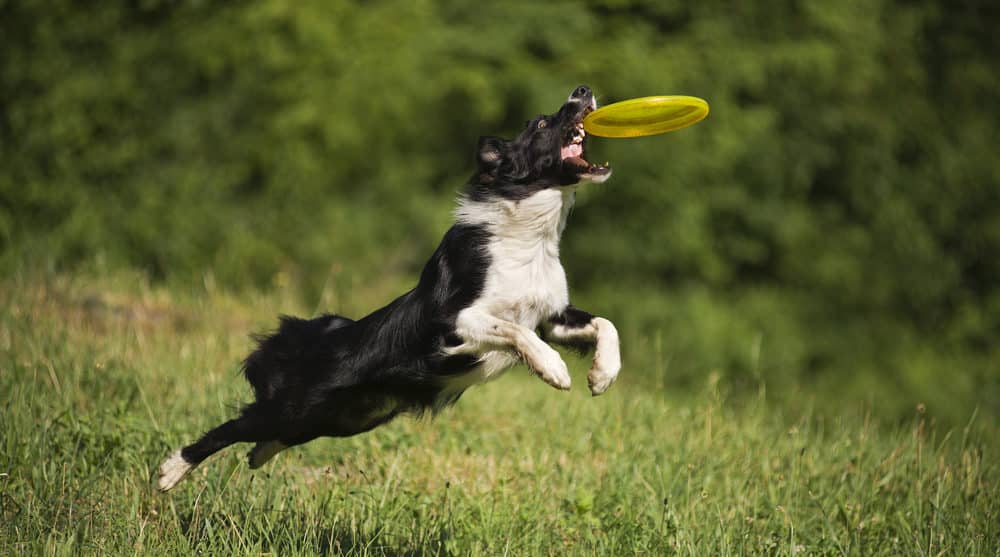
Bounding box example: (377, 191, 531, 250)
(2, 271, 997, 555)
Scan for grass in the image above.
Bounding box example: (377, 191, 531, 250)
(1, 270, 998, 556)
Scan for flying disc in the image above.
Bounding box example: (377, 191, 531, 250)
(583, 96, 710, 138)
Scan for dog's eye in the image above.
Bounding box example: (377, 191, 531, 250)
(537, 120, 547, 129)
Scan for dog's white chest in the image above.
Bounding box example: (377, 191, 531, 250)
(467, 188, 575, 330)
(479, 235, 568, 329)
(443, 188, 577, 392)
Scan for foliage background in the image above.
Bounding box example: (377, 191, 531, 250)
(2, 0, 998, 425)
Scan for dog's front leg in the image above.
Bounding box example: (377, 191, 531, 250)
(449, 308, 571, 390)
(542, 306, 621, 395)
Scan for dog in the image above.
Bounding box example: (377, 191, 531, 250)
(157, 85, 621, 491)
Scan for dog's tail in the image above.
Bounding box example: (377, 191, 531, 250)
(242, 313, 354, 401)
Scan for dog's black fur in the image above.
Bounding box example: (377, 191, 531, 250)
(158, 86, 616, 490)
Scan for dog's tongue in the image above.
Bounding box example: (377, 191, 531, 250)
(560, 143, 583, 160)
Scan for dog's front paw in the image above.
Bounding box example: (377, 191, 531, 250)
(543, 357, 572, 391)
(588, 317, 621, 396)
(588, 361, 620, 396)
(525, 344, 571, 390)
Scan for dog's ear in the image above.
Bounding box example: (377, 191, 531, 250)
(477, 136, 507, 169)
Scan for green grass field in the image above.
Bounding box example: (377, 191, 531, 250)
(2, 271, 997, 556)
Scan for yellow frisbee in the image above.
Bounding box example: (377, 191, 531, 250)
(583, 95, 710, 138)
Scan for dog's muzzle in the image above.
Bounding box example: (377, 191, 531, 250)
(560, 86, 611, 181)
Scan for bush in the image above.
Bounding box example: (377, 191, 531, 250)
(2, 0, 997, 423)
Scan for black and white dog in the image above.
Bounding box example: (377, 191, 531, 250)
(158, 85, 621, 491)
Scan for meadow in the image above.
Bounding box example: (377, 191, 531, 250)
(3, 2, 999, 554)
(2, 270, 997, 555)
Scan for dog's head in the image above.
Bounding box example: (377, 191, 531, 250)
(470, 85, 611, 200)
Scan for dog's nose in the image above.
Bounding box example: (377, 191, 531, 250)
(571, 85, 591, 99)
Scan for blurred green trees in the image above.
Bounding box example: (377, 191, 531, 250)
(2, 0, 997, 423)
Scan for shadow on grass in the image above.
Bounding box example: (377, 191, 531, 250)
(173, 505, 457, 556)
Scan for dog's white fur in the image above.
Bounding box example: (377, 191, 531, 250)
(445, 183, 620, 395)
(157, 449, 193, 491)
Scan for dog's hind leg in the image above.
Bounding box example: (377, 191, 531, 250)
(157, 411, 274, 492)
(247, 440, 287, 469)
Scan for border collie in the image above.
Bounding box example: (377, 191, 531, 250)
(158, 85, 621, 491)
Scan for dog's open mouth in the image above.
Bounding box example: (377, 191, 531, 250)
(560, 107, 611, 179)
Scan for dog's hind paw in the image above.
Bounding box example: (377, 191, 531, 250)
(157, 449, 194, 492)
(247, 441, 287, 469)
